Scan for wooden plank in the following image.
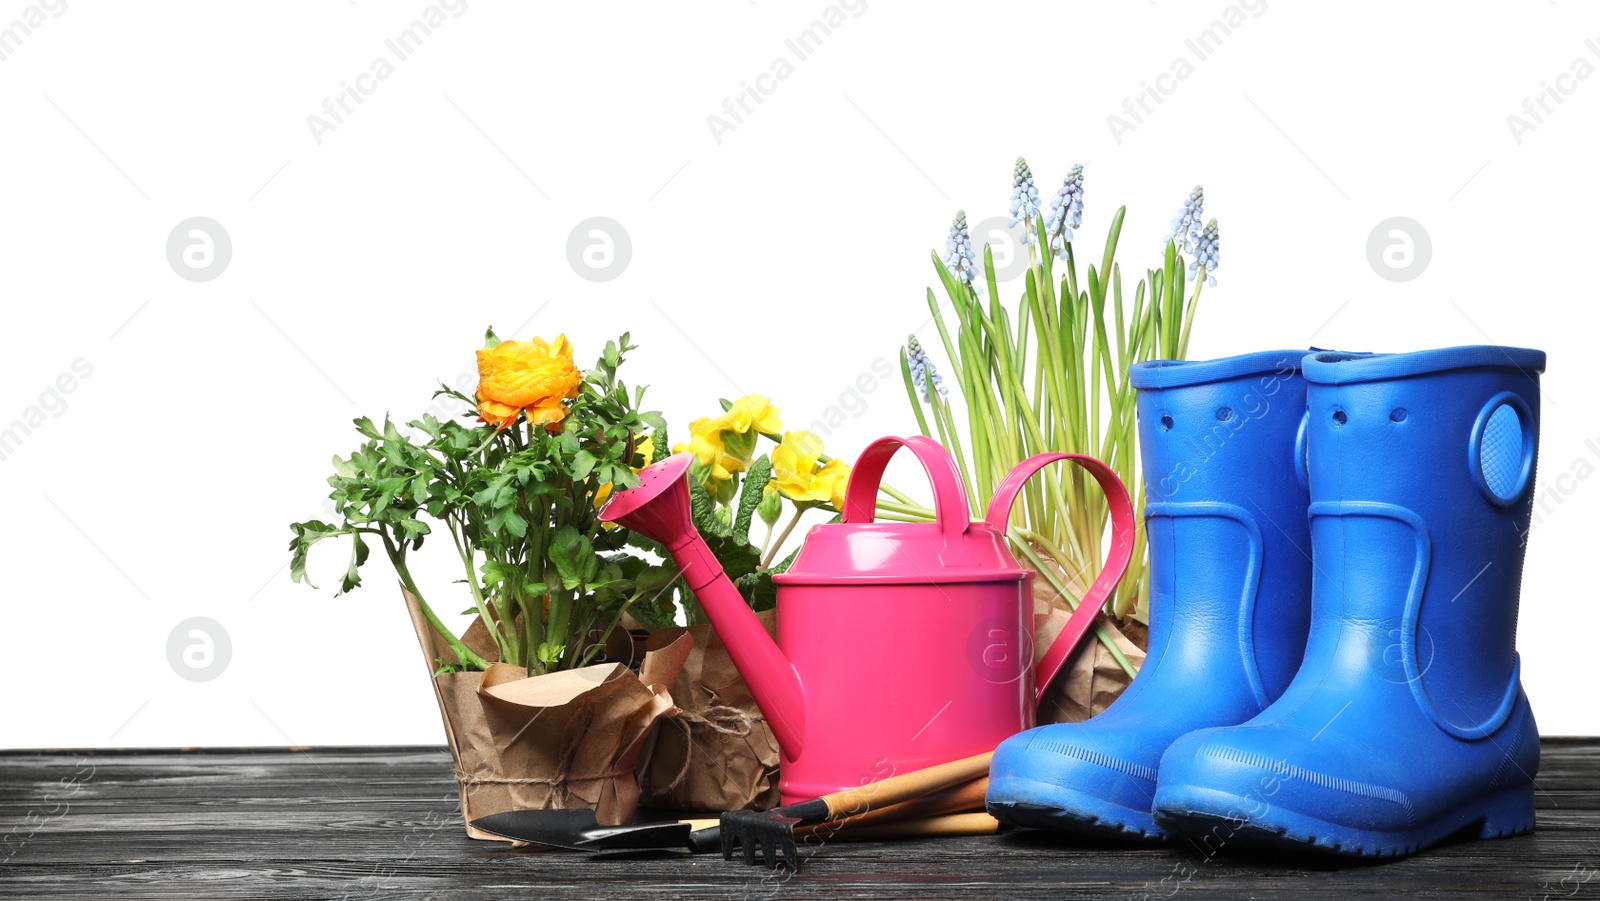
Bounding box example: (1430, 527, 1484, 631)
(1, 742, 1595, 899)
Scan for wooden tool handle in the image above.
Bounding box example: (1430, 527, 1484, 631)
(828, 777, 987, 830)
(804, 812, 1001, 842)
(817, 752, 993, 821)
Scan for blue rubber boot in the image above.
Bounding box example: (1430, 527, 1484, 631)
(986, 350, 1316, 841)
(1153, 346, 1544, 858)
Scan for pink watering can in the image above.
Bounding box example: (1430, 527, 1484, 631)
(600, 435, 1134, 802)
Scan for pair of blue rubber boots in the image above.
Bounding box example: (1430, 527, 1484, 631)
(987, 346, 1545, 858)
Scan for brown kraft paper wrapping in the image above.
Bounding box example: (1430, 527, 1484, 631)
(636, 609, 782, 812)
(402, 586, 691, 838)
(1027, 557, 1148, 724)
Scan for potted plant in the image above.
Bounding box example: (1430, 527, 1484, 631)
(894, 159, 1218, 721)
(288, 330, 691, 835)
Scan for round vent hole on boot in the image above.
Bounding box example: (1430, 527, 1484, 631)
(1216, 407, 1233, 422)
(1391, 408, 1408, 423)
(1160, 414, 1174, 431)
(1332, 409, 1348, 425)
(1478, 401, 1528, 502)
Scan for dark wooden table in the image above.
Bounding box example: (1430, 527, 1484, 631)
(2, 741, 1597, 900)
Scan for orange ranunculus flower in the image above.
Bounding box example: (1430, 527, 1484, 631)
(475, 334, 584, 430)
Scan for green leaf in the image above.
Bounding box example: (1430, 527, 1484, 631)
(340, 533, 369, 595)
(549, 526, 598, 591)
(536, 642, 563, 667)
(652, 427, 671, 463)
(733, 455, 772, 538)
(287, 520, 345, 589)
(688, 473, 731, 538)
(735, 569, 778, 612)
(702, 529, 761, 581)
(571, 449, 598, 482)
(484, 326, 502, 349)
(502, 509, 528, 539)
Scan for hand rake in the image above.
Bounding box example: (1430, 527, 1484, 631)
(720, 751, 995, 871)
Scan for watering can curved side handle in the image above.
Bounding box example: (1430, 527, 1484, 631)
(841, 435, 972, 535)
(984, 453, 1137, 705)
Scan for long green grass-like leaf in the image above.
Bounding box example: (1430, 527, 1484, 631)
(898, 348, 932, 438)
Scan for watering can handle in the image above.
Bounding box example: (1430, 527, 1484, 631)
(984, 453, 1137, 704)
(841, 435, 972, 537)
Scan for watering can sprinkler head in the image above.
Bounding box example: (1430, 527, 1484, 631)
(597, 452, 696, 548)
(598, 453, 809, 756)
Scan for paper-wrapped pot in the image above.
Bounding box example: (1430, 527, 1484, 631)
(635, 610, 782, 812)
(402, 587, 690, 838)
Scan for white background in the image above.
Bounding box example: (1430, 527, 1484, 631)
(1, 0, 1592, 748)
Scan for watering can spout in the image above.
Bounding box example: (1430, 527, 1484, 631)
(598, 453, 807, 756)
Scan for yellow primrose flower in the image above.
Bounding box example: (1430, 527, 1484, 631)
(475, 334, 584, 431)
(674, 417, 736, 479)
(672, 417, 742, 495)
(817, 457, 852, 512)
(771, 428, 844, 508)
(716, 395, 783, 435)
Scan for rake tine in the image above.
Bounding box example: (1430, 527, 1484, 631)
(761, 830, 780, 870)
(717, 752, 995, 872)
(780, 832, 799, 871)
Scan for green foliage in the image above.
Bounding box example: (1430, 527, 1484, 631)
(288, 332, 672, 675)
(903, 170, 1215, 680)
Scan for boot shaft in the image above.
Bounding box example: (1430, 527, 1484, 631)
(1130, 350, 1313, 702)
(1301, 346, 1545, 739)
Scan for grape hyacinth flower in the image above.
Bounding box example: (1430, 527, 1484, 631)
(1009, 156, 1042, 245)
(943, 210, 982, 291)
(904, 335, 946, 402)
(1165, 185, 1205, 253)
(1190, 218, 1220, 286)
(1045, 164, 1086, 260)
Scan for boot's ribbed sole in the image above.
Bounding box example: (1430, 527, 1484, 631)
(986, 777, 1170, 843)
(1153, 782, 1535, 859)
